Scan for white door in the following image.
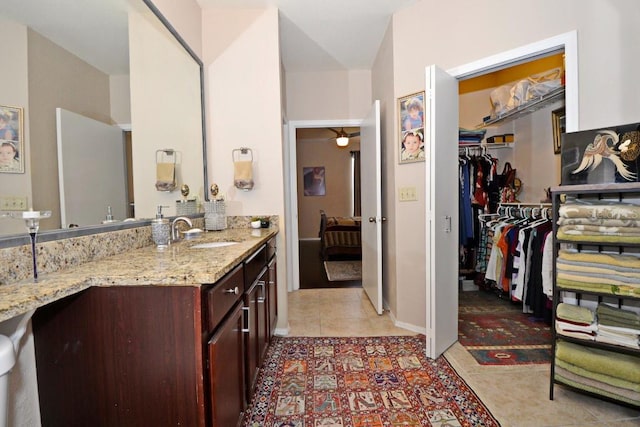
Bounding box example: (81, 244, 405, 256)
(360, 100, 383, 314)
(425, 66, 459, 358)
(57, 108, 127, 228)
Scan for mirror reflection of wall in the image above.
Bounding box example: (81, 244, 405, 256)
(0, 0, 205, 238)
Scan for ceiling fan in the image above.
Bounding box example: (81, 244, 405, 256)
(327, 128, 360, 147)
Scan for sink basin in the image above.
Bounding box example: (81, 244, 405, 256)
(190, 241, 238, 249)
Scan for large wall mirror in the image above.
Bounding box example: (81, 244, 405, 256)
(0, 0, 208, 245)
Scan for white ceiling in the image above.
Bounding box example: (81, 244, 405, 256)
(197, 0, 418, 72)
(0, 0, 417, 75)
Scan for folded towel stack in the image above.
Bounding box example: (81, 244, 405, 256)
(556, 250, 640, 296)
(557, 201, 640, 243)
(554, 341, 640, 406)
(596, 303, 640, 349)
(555, 303, 596, 340)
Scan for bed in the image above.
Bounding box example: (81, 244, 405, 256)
(319, 210, 362, 260)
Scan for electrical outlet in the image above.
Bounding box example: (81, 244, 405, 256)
(0, 196, 28, 211)
(398, 186, 417, 202)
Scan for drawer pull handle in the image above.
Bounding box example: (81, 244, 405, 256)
(257, 281, 266, 303)
(224, 286, 239, 295)
(242, 307, 250, 333)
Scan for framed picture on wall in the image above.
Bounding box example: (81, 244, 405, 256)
(398, 92, 425, 163)
(0, 105, 24, 173)
(303, 166, 326, 196)
(552, 107, 566, 155)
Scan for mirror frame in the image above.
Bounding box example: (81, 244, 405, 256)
(0, 0, 208, 249)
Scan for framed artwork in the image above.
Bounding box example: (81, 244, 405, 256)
(303, 166, 326, 196)
(398, 92, 425, 163)
(0, 105, 24, 173)
(552, 107, 566, 155)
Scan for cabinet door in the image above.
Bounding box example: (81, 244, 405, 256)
(208, 302, 245, 427)
(267, 257, 278, 340)
(257, 268, 269, 363)
(33, 286, 203, 427)
(244, 281, 259, 402)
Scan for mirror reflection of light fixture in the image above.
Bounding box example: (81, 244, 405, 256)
(336, 135, 349, 147)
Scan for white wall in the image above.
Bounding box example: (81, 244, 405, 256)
(129, 8, 204, 218)
(202, 7, 288, 331)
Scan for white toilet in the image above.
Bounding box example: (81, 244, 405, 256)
(0, 310, 35, 427)
(0, 335, 15, 427)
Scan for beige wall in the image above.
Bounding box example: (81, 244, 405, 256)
(0, 18, 31, 236)
(385, 0, 640, 330)
(296, 139, 360, 239)
(28, 29, 112, 230)
(286, 70, 372, 121)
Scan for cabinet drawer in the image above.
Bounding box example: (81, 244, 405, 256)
(244, 244, 267, 287)
(204, 264, 244, 334)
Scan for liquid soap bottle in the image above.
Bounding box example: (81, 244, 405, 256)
(151, 205, 170, 248)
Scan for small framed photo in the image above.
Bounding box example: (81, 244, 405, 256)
(0, 105, 24, 173)
(552, 107, 566, 155)
(398, 91, 425, 164)
(303, 166, 326, 196)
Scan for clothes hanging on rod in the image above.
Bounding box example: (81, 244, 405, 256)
(458, 147, 498, 275)
(478, 203, 554, 321)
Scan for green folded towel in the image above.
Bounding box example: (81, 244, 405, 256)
(555, 341, 640, 383)
(597, 303, 640, 327)
(557, 303, 595, 324)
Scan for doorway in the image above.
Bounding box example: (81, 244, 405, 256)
(295, 126, 362, 289)
(434, 31, 579, 358)
(284, 119, 361, 292)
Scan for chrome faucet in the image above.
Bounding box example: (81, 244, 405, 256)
(171, 216, 193, 241)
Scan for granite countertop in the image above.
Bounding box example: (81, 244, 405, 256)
(0, 227, 277, 323)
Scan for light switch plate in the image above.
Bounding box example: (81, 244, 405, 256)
(398, 186, 417, 202)
(0, 195, 28, 211)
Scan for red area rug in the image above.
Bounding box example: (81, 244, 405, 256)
(242, 335, 500, 426)
(458, 291, 552, 366)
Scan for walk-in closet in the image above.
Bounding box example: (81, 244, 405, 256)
(455, 52, 566, 362)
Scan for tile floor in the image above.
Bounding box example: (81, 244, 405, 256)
(286, 288, 640, 427)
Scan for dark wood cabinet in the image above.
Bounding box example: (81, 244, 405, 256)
(267, 256, 278, 340)
(208, 302, 245, 427)
(32, 237, 278, 426)
(33, 286, 205, 427)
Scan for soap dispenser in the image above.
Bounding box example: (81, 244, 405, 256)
(151, 205, 170, 248)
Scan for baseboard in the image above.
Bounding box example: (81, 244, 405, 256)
(274, 324, 290, 337)
(386, 307, 427, 335)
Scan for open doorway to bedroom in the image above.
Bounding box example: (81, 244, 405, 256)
(295, 126, 362, 289)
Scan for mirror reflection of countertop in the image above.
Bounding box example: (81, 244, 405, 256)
(0, 227, 278, 323)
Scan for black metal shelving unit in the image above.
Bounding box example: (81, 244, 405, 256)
(550, 183, 640, 409)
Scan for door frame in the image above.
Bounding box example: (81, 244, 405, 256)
(284, 119, 362, 291)
(427, 30, 578, 354)
(447, 30, 578, 132)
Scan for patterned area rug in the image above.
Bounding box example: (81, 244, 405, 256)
(324, 260, 361, 281)
(242, 335, 500, 426)
(458, 291, 552, 366)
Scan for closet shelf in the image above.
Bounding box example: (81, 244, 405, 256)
(477, 86, 565, 128)
(458, 142, 512, 150)
(556, 336, 640, 356)
(555, 239, 640, 248)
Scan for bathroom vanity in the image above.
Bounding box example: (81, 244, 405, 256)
(27, 229, 278, 427)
